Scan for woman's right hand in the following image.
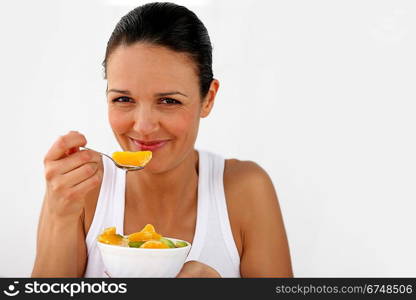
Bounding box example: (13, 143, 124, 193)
(43, 131, 102, 219)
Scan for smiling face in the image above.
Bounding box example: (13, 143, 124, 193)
(106, 43, 217, 173)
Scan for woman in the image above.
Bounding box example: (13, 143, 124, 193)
(32, 2, 292, 278)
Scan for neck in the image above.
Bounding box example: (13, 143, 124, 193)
(126, 149, 199, 216)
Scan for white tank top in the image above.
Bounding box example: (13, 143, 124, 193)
(84, 150, 241, 277)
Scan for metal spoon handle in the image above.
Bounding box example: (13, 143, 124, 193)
(80, 147, 144, 171)
(82, 147, 113, 161)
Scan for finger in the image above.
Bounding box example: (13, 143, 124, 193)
(176, 261, 199, 278)
(44, 151, 101, 187)
(66, 147, 78, 156)
(58, 149, 101, 175)
(70, 169, 102, 195)
(44, 131, 87, 162)
(60, 162, 99, 188)
(176, 261, 221, 278)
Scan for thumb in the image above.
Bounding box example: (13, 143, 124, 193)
(176, 260, 221, 278)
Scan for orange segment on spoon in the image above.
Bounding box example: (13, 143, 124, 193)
(112, 151, 152, 167)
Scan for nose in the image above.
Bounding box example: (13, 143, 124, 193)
(132, 105, 159, 135)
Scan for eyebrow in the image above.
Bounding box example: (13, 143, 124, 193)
(107, 89, 188, 98)
(107, 89, 131, 95)
(156, 91, 188, 98)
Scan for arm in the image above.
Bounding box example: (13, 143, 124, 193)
(32, 202, 87, 277)
(177, 161, 292, 278)
(32, 131, 102, 277)
(238, 163, 293, 277)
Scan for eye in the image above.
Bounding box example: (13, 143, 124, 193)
(160, 98, 181, 105)
(112, 96, 133, 103)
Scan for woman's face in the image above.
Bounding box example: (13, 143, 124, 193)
(106, 43, 216, 173)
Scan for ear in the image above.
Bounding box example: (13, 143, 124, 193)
(200, 79, 220, 118)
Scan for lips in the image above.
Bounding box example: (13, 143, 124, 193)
(130, 138, 169, 151)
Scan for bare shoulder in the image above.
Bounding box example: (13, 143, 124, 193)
(224, 158, 293, 277)
(224, 159, 273, 186)
(224, 159, 277, 212)
(223, 159, 278, 255)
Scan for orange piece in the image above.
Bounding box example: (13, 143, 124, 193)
(127, 224, 162, 242)
(128, 231, 154, 242)
(98, 227, 124, 245)
(140, 240, 169, 249)
(142, 224, 156, 233)
(98, 234, 123, 245)
(112, 151, 152, 167)
(103, 226, 116, 235)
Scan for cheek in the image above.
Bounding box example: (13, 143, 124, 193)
(167, 107, 200, 140)
(108, 108, 132, 133)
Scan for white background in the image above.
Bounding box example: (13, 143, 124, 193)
(0, 0, 415, 277)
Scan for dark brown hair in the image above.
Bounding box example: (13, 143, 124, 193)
(103, 2, 213, 97)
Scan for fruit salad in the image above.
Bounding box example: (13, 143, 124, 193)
(97, 224, 189, 249)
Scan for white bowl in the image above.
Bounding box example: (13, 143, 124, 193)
(97, 238, 191, 278)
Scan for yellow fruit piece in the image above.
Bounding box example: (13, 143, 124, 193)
(127, 224, 162, 242)
(97, 227, 124, 245)
(140, 240, 169, 249)
(98, 231, 123, 246)
(103, 226, 116, 235)
(111, 151, 152, 167)
(128, 231, 154, 242)
(142, 224, 156, 233)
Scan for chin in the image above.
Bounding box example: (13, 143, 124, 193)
(141, 162, 170, 175)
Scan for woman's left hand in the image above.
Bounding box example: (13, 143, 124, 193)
(176, 260, 221, 278)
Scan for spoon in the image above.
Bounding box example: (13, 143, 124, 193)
(81, 147, 144, 171)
